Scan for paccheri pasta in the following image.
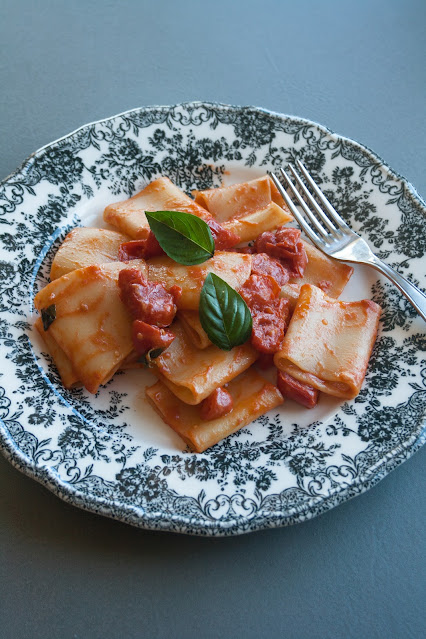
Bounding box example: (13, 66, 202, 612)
(34, 175, 381, 452)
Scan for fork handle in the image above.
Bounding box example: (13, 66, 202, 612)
(368, 257, 426, 322)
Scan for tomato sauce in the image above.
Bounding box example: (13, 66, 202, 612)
(251, 252, 290, 286)
(251, 298, 290, 354)
(277, 371, 319, 408)
(118, 268, 180, 328)
(132, 320, 175, 355)
(206, 218, 240, 250)
(118, 234, 164, 261)
(239, 275, 290, 354)
(200, 386, 234, 421)
(239, 274, 281, 307)
(254, 226, 308, 278)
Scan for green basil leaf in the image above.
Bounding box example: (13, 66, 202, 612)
(41, 304, 56, 331)
(199, 273, 252, 351)
(146, 210, 214, 265)
(149, 347, 165, 360)
(138, 347, 165, 368)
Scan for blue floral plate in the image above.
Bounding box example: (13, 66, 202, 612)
(1, 102, 425, 535)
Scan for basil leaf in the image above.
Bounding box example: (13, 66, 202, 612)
(145, 210, 214, 265)
(199, 273, 252, 351)
(41, 304, 56, 331)
(138, 347, 165, 368)
(149, 347, 165, 360)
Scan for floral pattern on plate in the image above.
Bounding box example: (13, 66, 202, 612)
(0, 102, 425, 535)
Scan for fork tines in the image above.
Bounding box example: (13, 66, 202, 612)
(270, 161, 349, 246)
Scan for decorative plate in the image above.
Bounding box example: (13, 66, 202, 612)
(1, 102, 425, 536)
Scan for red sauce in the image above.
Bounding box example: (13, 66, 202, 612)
(277, 371, 319, 408)
(251, 253, 290, 286)
(239, 275, 290, 354)
(254, 227, 308, 278)
(168, 284, 182, 306)
(256, 353, 275, 369)
(239, 274, 281, 307)
(206, 218, 240, 250)
(118, 268, 180, 327)
(236, 245, 256, 254)
(200, 387, 234, 421)
(118, 234, 164, 261)
(187, 265, 208, 286)
(132, 320, 175, 354)
(251, 298, 290, 354)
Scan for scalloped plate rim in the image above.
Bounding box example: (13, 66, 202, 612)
(2, 101, 425, 212)
(1, 415, 425, 535)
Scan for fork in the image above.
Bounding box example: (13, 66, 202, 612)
(270, 161, 426, 322)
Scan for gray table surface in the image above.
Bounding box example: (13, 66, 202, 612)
(1, 1, 425, 638)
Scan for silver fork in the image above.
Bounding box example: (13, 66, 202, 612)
(270, 160, 426, 322)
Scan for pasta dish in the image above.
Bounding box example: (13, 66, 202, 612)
(34, 175, 381, 452)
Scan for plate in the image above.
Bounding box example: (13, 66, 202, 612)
(1, 102, 425, 536)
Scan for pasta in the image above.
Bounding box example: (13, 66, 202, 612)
(193, 176, 282, 220)
(147, 251, 252, 310)
(177, 310, 211, 349)
(280, 240, 354, 309)
(104, 176, 209, 239)
(35, 315, 144, 389)
(193, 176, 293, 243)
(35, 260, 147, 394)
(152, 320, 258, 404)
(35, 173, 381, 452)
(50, 227, 130, 280)
(35, 317, 80, 388)
(146, 369, 283, 453)
(274, 284, 381, 399)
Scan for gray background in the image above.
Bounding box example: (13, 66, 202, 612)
(1, 1, 425, 638)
